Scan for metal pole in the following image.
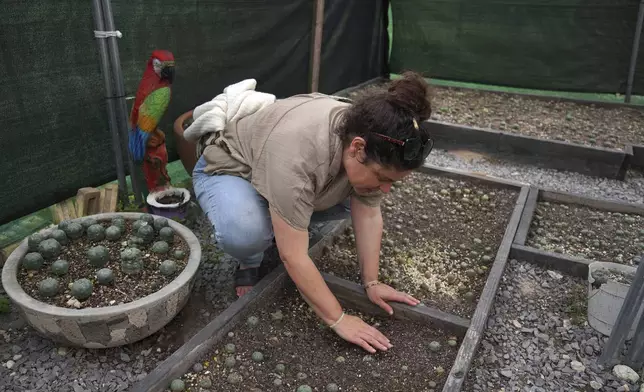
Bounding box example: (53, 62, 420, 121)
(598, 258, 644, 366)
(625, 0, 644, 103)
(90, 0, 129, 205)
(100, 0, 144, 206)
(309, 0, 325, 92)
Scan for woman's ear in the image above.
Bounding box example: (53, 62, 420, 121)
(349, 136, 366, 157)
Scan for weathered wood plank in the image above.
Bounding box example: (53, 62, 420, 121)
(442, 186, 529, 392)
(322, 272, 470, 335)
(510, 244, 592, 279)
(418, 164, 527, 190)
(513, 186, 539, 245)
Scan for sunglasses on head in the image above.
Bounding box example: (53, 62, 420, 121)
(372, 119, 434, 161)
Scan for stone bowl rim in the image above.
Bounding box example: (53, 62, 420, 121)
(1, 212, 202, 318)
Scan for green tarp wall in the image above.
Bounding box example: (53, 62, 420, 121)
(390, 0, 644, 94)
(0, 0, 388, 227)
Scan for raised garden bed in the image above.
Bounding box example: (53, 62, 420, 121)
(431, 86, 644, 151)
(334, 80, 640, 180)
(316, 167, 523, 318)
(511, 188, 644, 278)
(180, 284, 460, 392)
(133, 165, 530, 392)
(465, 258, 642, 392)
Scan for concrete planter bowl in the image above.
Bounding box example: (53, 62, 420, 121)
(1, 212, 202, 349)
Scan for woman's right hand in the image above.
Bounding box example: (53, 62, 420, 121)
(332, 314, 393, 353)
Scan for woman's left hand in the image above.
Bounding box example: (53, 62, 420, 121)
(366, 283, 421, 315)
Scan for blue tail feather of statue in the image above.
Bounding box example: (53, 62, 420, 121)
(129, 126, 150, 162)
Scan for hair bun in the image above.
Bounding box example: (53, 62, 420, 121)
(386, 71, 432, 121)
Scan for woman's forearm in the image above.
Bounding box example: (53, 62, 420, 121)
(282, 253, 343, 325)
(270, 209, 343, 326)
(350, 196, 384, 284)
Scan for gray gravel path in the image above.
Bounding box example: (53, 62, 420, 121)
(425, 149, 644, 204)
(465, 259, 641, 392)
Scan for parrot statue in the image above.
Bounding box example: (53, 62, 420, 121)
(128, 49, 175, 194)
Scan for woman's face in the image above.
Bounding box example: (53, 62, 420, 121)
(343, 137, 412, 195)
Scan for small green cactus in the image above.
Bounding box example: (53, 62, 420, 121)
(87, 245, 110, 267)
(51, 259, 69, 276)
(71, 278, 93, 301)
(151, 241, 169, 254)
(111, 217, 126, 230)
(159, 227, 175, 243)
(121, 248, 143, 275)
(50, 229, 68, 245)
(38, 278, 59, 297)
(137, 225, 155, 244)
(80, 218, 98, 230)
(154, 217, 169, 232)
(173, 249, 186, 260)
(87, 224, 106, 242)
(64, 222, 84, 239)
(159, 260, 178, 276)
(22, 253, 44, 270)
(105, 226, 122, 241)
(28, 233, 45, 252)
(38, 239, 62, 260)
(96, 268, 114, 285)
(140, 214, 155, 225)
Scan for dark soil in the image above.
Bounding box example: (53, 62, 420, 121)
(526, 201, 644, 265)
(16, 219, 189, 308)
(316, 172, 519, 318)
(157, 194, 185, 205)
(182, 285, 459, 392)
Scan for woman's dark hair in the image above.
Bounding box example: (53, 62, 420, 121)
(336, 71, 433, 171)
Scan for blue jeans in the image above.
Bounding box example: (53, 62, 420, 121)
(192, 155, 350, 268)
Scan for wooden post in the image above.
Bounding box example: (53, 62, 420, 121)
(309, 0, 325, 92)
(76, 187, 102, 217)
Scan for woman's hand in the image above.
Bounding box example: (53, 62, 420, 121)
(331, 314, 393, 353)
(366, 283, 421, 315)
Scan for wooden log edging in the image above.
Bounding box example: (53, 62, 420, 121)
(426, 120, 631, 180)
(418, 163, 528, 190)
(322, 272, 471, 335)
(509, 244, 592, 279)
(442, 185, 530, 392)
(630, 144, 644, 170)
(131, 219, 351, 392)
(434, 84, 644, 110)
(513, 186, 539, 245)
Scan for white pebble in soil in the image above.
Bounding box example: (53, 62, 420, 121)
(425, 149, 644, 205)
(465, 259, 642, 392)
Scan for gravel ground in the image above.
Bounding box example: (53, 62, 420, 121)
(425, 149, 644, 205)
(431, 87, 644, 150)
(0, 203, 240, 392)
(527, 201, 644, 265)
(465, 259, 642, 392)
(0, 201, 339, 392)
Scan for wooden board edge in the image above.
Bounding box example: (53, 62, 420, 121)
(509, 244, 592, 279)
(418, 164, 527, 190)
(131, 218, 350, 392)
(512, 186, 539, 245)
(442, 185, 529, 392)
(540, 189, 644, 215)
(322, 272, 470, 335)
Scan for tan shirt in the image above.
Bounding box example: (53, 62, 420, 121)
(201, 93, 383, 231)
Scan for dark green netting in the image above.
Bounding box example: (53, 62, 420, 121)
(390, 0, 644, 94)
(0, 0, 314, 225)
